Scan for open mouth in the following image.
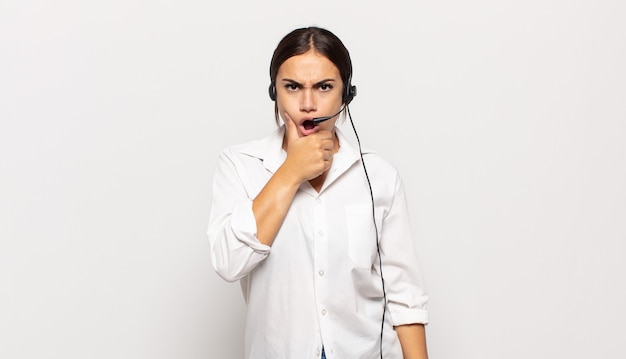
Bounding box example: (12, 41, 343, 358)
(302, 120, 316, 130)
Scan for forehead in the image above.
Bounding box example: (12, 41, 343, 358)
(277, 50, 340, 81)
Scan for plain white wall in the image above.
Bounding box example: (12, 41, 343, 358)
(1, 0, 625, 358)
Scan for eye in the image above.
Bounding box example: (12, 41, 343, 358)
(319, 83, 333, 91)
(285, 83, 299, 91)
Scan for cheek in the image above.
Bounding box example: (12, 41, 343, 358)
(277, 94, 298, 108)
(276, 99, 300, 120)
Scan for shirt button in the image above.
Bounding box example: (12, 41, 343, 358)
(315, 198, 321, 204)
(316, 349, 321, 356)
(318, 270, 325, 276)
(321, 309, 327, 315)
(318, 230, 324, 237)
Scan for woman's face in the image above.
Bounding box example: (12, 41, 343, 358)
(275, 49, 344, 137)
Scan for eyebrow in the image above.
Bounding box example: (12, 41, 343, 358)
(280, 78, 337, 87)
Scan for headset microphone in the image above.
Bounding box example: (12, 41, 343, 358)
(312, 105, 347, 125)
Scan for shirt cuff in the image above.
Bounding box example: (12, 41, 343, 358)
(231, 199, 271, 254)
(389, 305, 429, 326)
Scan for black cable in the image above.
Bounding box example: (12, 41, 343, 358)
(346, 107, 387, 359)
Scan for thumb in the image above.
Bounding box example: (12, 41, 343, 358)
(283, 112, 300, 143)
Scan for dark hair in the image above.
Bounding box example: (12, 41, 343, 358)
(269, 27, 353, 124)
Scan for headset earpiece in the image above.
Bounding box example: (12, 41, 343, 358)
(268, 83, 276, 101)
(269, 83, 277, 101)
(344, 84, 357, 105)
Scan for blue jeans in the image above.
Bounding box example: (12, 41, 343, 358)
(321, 347, 326, 359)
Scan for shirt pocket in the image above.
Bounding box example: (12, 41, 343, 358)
(344, 204, 383, 269)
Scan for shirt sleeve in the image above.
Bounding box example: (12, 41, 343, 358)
(380, 172, 429, 326)
(207, 149, 271, 282)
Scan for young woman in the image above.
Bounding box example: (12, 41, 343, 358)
(208, 26, 429, 359)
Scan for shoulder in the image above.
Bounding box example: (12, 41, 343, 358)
(219, 126, 284, 160)
(336, 128, 400, 177)
(357, 150, 402, 187)
(361, 151, 398, 173)
(220, 139, 259, 159)
(354, 151, 409, 211)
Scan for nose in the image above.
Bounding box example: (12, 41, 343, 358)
(299, 88, 316, 113)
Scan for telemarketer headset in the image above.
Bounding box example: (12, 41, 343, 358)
(269, 79, 388, 359)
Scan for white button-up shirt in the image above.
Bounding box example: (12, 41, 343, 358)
(208, 126, 428, 359)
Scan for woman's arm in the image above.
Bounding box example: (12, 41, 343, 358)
(375, 170, 429, 357)
(395, 324, 428, 359)
(252, 164, 301, 245)
(253, 113, 335, 245)
(208, 115, 335, 280)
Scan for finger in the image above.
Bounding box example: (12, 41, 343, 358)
(316, 130, 334, 140)
(283, 112, 300, 143)
(320, 136, 335, 151)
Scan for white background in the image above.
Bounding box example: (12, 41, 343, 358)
(1, 0, 625, 358)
